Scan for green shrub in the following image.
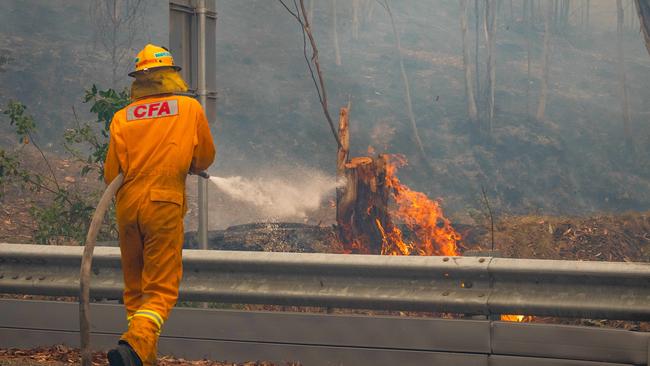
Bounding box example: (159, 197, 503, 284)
(0, 86, 130, 244)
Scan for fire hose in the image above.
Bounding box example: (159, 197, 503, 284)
(79, 171, 210, 366)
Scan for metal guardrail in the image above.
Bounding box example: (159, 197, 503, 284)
(1, 243, 650, 320)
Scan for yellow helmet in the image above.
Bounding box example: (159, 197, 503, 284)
(129, 44, 181, 77)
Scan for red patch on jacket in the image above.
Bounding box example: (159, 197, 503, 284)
(126, 100, 179, 121)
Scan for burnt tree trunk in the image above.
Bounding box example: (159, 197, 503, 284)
(336, 106, 392, 254)
(336, 104, 351, 224)
(337, 156, 392, 254)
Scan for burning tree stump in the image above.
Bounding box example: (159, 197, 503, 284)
(336, 105, 394, 253)
(337, 156, 393, 253)
(334, 105, 460, 256)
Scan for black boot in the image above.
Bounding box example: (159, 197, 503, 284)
(107, 341, 143, 366)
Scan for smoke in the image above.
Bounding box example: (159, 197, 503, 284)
(209, 170, 343, 220)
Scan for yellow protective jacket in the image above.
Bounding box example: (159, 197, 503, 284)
(104, 94, 215, 202)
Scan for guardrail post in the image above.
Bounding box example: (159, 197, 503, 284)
(464, 249, 501, 321)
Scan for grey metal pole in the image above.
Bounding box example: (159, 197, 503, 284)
(197, 0, 209, 250)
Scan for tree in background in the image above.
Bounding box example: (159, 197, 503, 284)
(460, 0, 478, 126)
(634, 0, 650, 56)
(536, 0, 553, 121)
(524, 0, 533, 121)
(616, 0, 632, 142)
(331, 0, 342, 66)
(0, 52, 9, 74)
(90, 0, 147, 87)
(352, 0, 360, 40)
(554, 0, 571, 31)
(474, 0, 481, 119)
(484, 0, 497, 134)
(0, 50, 10, 101)
(378, 0, 432, 173)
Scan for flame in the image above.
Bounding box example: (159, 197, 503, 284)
(337, 154, 534, 322)
(501, 314, 533, 322)
(379, 155, 461, 256)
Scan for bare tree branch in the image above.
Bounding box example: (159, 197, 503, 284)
(90, 0, 146, 86)
(278, 0, 343, 148)
(480, 185, 495, 251)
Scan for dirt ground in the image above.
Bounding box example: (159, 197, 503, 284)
(0, 346, 298, 366)
(462, 211, 650, 262)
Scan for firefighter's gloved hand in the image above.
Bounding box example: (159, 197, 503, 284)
(190, 171, 209, 179)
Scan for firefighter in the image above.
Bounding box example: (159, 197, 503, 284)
(104, 44, 215, 366)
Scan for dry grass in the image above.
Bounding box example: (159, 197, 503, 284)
(463, 211, 650, 262)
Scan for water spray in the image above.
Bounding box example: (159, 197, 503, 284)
(207, 172, 344, 220)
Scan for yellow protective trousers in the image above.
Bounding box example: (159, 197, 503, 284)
(116, 190, 184, 365)
(104, 93, 215, 364)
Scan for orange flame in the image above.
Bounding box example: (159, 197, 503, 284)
(380, 155, 461, 256)
(339, 154, 531, 321)
(501, 314, 533, 322)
